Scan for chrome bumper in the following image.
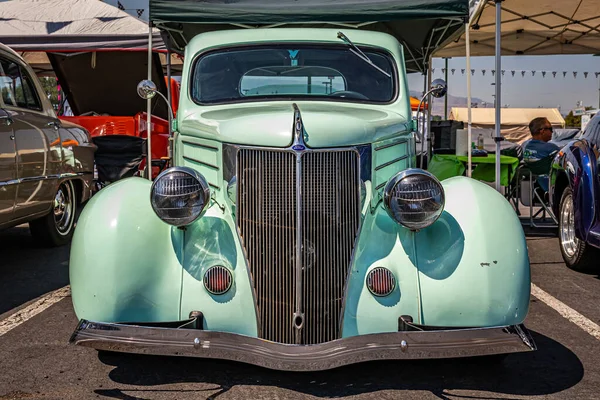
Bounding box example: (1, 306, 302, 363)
(70, 320, 536, 371)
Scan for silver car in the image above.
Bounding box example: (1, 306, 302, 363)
(0, 43, 94, 245)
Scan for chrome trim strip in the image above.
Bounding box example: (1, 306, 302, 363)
(0, 179, 19, 187)
(292, 103, 304, 344)
(0, 172, 87, 187)
(71, 320, 536, 372)
(182, 140, 219, 151)
(20, 174, 60, 183)
(374, 155, 409, 171)
(374, 139, 408, 151)
(182, 155, 219, 170)
(375, 181, 387, 190)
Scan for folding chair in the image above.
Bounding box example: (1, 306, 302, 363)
(92, 135, 168, 191)
(496, 144, 523, 214)
(515, 155, 558, 229)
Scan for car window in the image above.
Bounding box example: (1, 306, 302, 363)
(582, 114, 600, 146)
(0, 56, 42, 111)
(240, 66, 346, 97)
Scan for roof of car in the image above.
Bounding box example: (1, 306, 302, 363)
(184, 28, 403, 60)
(0, 42, 26, 62)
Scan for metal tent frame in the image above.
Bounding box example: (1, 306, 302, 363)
(436, 0, 600, 191)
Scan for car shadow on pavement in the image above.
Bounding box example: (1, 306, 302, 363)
(95, 330, 582, 399)
(0, 225, 70, 316)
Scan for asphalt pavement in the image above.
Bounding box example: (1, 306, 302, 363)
(1, 225, 599, 399)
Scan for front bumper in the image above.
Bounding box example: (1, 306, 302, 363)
(70, 320, 536, 371)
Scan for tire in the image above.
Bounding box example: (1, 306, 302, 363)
(558, 187, 600, 272)
(30, 180, 77, 247)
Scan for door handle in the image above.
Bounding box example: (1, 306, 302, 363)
(0, 115, 12, 126)
(9, 135, 14, 140)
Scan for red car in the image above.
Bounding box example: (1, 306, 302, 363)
(50, 50, 178, 182)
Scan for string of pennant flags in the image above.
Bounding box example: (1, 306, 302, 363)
(116, 1, 145, 18)
(431, 68, 600, 79)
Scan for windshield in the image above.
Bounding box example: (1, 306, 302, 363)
(191, 45, 396, 104)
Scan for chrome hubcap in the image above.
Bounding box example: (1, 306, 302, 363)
(560, 193, 578, 258)
(54, 182, 74, 235)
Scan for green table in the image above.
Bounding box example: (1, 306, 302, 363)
(428, 154, 520, 187)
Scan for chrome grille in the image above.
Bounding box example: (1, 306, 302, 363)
(237, 148, 360, 345)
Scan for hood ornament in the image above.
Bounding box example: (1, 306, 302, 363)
(291, 103, 307, 152)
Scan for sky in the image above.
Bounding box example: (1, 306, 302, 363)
(407, 54, 600, 114)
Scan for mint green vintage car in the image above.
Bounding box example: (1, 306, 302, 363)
(68, 0, 535, 371)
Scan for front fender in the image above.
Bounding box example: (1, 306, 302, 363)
(70, 178, 183, 323)
(417, 177, 530, 326)
(343, 176, 529, 337)
(553, 139, 598, 242)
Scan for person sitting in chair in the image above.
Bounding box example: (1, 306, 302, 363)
(522, 117, 560, 192)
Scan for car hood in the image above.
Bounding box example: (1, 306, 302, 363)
(178, 102, 411, 148)
(48, 51, 169, 119)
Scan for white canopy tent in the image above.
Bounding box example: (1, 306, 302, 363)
(0, 0, 164, 51)
(437, 0, 600, 57)
(0, 0, 182, 74)
(450, 107, 565, 144)
(434, 0, 600, 191)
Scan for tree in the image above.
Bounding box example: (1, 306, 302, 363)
(564, 106, 595, 128)
(564, 111, 579, 128)
(39, 77, 59, 110)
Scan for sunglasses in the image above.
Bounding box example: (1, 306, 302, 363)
(540, 126, 553, 133)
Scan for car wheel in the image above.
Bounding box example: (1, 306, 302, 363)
(30, 180, 77, 247)
(558, 187, 599, 272)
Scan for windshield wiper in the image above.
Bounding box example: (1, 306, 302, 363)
(337, 31, 391, 78)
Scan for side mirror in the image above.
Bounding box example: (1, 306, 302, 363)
(137, 80, 158, 100)
(430, 79, 447, 98)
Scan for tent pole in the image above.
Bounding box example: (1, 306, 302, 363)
(465, 19, 472, 177)
(494, 0, 502, 192)
(427, 55, 432, 163)
(146, 24, 153, 181)
(444, 57, 449, 120)
(419, 71, 427, 168)
(166, 39, 173, 165)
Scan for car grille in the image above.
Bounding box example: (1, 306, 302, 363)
(237, 148, 360, 344)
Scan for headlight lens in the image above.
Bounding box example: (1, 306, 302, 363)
(383, 169, 444, 230)
(150, 167, 210, 226)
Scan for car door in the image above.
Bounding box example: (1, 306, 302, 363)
(0, 107, 16, 225)
(0, 54, 63, 219)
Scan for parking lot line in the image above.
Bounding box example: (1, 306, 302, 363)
(531, 283, 600, 340)
(0, 286, 70, 337)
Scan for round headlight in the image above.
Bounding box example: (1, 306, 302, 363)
(383, 169, 444, 230)
(150, 167, 210, 226)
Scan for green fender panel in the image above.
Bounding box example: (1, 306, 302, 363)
(178, 206, 259, 337)
(70, 178, 183, 323)
(70, 177, 259, 336)
(342, 176, 529, 336)
(417, 176, 530, 327)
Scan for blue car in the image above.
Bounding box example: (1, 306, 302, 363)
(551, 114, 600, 271)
